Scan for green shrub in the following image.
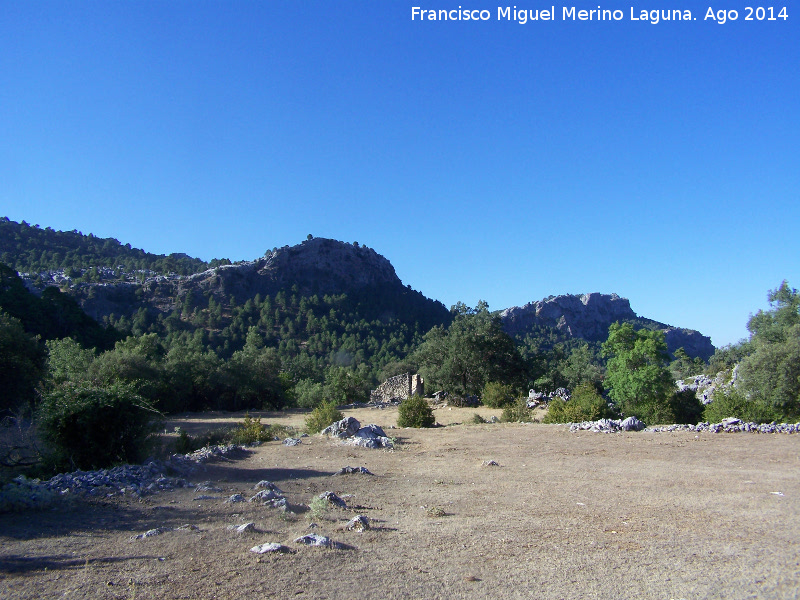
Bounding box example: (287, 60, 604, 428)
(501, 397, 531, 423)
(703, 389, 783, 424)
(305, 401, 344, 434)
(264, 423, 295, 440)
(481, 381, 515, 408)
(230, 414, 273, 445)
(669, 388, 705, 425)
(469, 413, 487, 424)
(308, 496, 330, 521)
(175, 426, 235, 453)
(628, 400, 674, 426)
(37, 382, 161, 471)
(543, 384, 615, 424)
(293, 378, 326, 409)
(397, 395, 435, 428)
(173, 427, 196, 454)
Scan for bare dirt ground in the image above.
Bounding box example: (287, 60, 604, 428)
(2, 404, 799, 599)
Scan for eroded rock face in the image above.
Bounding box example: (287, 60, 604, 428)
(181, 238, 400, 303)
(676, 366, 738, 404)
(73, 237, 449, 324)
(500, 293, 715, 360)
(501, 293, 635, 341)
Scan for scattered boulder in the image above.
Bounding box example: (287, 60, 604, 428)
(226, 494, 246, 503)
(343, 435, 393, 449)
(131, 527, 171, 540)
(483, 460, 500, 467)
(620, 417, 645, 431)
(345, 515, 370, 532)
(250, 542, 294, 554)
(283, 438, 301, 446)
(318, 491, 347, 509)
(528, 387, 571, 408)
(195, 481, 222, 492)
(676, 367, 739, 404)
(323, 418, 393, 449)
(294, 533, 346, 549)
(250, 489, 282, 503)
(229, 522, 257, 534)
(356, 424, 387, 438)
(321, 417, 361, 439)
(334, 466, 373, 476)
(254, 481, 283, 493)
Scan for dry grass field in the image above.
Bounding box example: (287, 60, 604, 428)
(2, 404, 799, 599)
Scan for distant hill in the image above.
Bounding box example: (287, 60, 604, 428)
(500, 293, 715, 361)
(2, 219, 715, 364)
(0, 264, 118, 350)
(0, 217, 212, 281)
(67, 237, 446, 326)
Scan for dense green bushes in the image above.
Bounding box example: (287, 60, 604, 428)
(703, 389, 783, 424)
(37, 382, 160, 470)
(500, 397, 532, 423)
(669, 388, 705, 425)
(413, 302, 526, 398)
(0, 310, 46, 415)
(305, 401, 344, 433)
(602, 323, 675, 423)
(543, 384, 614, 424)
(700, 281, 800, 424)
(481, 381, 515, 408)
(397, 395, 435, 428)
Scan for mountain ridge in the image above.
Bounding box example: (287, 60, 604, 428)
(500, 293, 715, 360)
(1, 218, 715, 359)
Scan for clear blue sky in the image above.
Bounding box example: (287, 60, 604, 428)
(2, 1, 798, 347)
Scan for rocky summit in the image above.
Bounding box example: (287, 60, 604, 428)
(75, 237, 422, 322)
(183, 237, 400, 300)
(499, 293, 715, 360)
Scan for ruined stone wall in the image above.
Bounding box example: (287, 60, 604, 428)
(370, 373, 424, 403)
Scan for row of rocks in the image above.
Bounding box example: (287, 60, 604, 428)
(568, 417, 646, 433)
(648, 418, 800, 434)
(569, 416, 800, 434)
(1, 443, 251, 512)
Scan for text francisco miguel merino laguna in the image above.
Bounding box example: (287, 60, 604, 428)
(413, 6, 717, 24)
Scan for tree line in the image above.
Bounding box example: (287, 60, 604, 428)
(0, 217, 218, 280)
(3, 256, 798, 469)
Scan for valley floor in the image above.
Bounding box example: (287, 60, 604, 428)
(1, 407, 799, 599)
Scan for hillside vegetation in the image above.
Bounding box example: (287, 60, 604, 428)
(0, 217, 216, 282)
(1, 218, 798, 477)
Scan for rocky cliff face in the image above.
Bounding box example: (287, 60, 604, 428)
(499, 293, 715, 360)
(78, 238, 405, 320)
(180, 238, 400, 302)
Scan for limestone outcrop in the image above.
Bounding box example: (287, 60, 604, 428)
(500, 293, 715, 360)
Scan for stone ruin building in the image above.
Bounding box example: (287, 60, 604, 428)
(370, 372, 424, 404)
